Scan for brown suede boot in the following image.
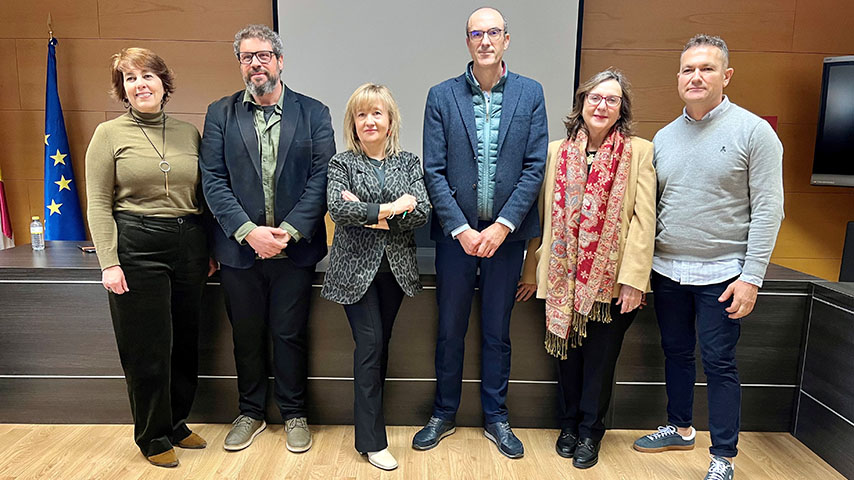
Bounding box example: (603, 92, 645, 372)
(146, 448, 179, 467)
(177, 432, 207, 449)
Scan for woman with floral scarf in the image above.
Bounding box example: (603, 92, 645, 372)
(517, 68, 655, 469)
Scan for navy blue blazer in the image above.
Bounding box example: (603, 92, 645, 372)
(199, 86, 336, 269)
(422, 71, 548, 243)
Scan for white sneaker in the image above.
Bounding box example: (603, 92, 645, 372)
(367, 448, 398, 471)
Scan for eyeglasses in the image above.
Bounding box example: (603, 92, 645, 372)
(237, 50, 276, 65)
(468, 28, 504, 42)
(586, 94, 622, 108)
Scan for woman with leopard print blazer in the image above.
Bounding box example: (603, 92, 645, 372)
(321, 84, 430, 471)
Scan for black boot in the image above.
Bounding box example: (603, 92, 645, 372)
(555, 428, 578, 458)
(572, 437, 600, 469)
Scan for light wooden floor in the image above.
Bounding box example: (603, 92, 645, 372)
(0, 424, 843, 479)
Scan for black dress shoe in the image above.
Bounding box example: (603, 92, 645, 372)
(412, 416, 456, 450)
(555, 429, 578, 458)
(572, 437, 600, 469)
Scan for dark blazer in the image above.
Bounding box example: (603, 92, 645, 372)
(200, 86, 335, 269)
(321, 150, 431, 304)
(423, 70, 548, 243)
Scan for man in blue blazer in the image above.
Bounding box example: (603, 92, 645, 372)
(413, 7, 547, 459)
(200, 24, 335, 454)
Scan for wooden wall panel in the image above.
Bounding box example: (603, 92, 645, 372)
(773, 193, 854, 259)
(0, 111, 45, 180)
(579, 50, 682, 122)
(0, 0, 99, 39)
(792, 0, 854, 54)
(98, 0, 271, 42)
(0, 40, 21, 110)
(582, 0, 796, 51)
(774, 258, 841, 282)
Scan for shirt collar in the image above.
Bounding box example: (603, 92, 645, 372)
(243, 82, 285, 112)
(682, 95, 730, 123)
(465, 61, 508, 93)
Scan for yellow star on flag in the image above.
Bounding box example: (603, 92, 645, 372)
(47, 199, 63, 216)
(55, 175, 72, 192)
(50, 149, 67, 166)
(45, 134, 50, 145)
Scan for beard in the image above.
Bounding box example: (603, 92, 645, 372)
(244, 67, 281, 97)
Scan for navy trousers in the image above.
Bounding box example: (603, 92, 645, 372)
(432, 235, 524, 424)
(652, 272, 742, 458)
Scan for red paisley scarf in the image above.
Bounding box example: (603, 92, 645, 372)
(544, 129, 632, 359)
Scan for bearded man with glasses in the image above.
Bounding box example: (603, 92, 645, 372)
(200, 23, 335, 454)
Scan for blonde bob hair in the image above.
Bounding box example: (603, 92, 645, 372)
(343, 83, 402, 158)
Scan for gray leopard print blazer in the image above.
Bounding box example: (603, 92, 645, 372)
(321, 150, 431, 304)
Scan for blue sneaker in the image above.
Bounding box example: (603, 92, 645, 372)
(633, 425, 695, 452)
(412, 416, 456, 450)
(704, 455, 734, 480)
(484, 421, 524, 459)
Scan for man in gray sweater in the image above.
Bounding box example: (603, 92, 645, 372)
(632, 35, 784, 480)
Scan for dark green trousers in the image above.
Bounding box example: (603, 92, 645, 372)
(109, 212, 208, 457)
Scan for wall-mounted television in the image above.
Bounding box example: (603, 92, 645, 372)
(811, 56, 854, 187)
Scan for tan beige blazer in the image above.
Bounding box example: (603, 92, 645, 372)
(520, 136, 656, 298)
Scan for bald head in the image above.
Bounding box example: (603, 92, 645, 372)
(466, 7, 508, 36)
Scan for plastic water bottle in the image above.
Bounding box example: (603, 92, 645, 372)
(30, 216, 45, 251)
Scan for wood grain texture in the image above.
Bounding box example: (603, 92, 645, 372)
(773, 258, 841, 283)
(0, 424, 844, 480)
(801, 300, 854, 421)
(97, 0, 271, 42)
(792, 0, 854, 54)
(0, 0, 99, 39)
(795, 393, 854, 479)
(581, 0, 796, 51)
(773, 193, 854, 260)
(0, 40, 21, 110)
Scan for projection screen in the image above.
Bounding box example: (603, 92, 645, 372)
(274, 1, 583, 153)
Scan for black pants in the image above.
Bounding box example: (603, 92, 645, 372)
(219, 258, 314, 420)
(110, 213, 209, 457)
(343, 273, 404, 453)
(557, 300, 637, 441)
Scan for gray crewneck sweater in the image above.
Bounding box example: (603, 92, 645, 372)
(653, 97, 784, 282)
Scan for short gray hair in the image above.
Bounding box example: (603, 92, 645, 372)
(682, 34, 729, 67)
(465, 7, 509, 36)
(233, 24, 284, 58)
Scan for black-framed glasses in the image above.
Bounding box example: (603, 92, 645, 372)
(468, 28, 504, 42)
(586, 93, 622, 108)
(237, 50, 276, 65)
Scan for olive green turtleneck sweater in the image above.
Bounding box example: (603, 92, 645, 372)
(85, 108, 202, 270)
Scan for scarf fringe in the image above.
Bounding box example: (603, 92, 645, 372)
(544, 301, 612, 360)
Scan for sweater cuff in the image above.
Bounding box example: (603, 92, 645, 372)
(740, 259, 768, 287)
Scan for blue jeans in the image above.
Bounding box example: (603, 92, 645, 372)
(652, 272, 741, 458)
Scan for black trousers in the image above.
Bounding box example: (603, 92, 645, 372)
(219, 258, 314, 420)
(557, 300, 637, 441)
(110, 213, 209, 457)
(343, 273, 404, 453)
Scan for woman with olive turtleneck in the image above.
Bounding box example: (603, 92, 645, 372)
(85, 47, 215, 468)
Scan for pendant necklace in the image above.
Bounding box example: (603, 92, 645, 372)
(131, 111, 170, 197)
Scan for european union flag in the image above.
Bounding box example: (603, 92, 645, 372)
(44, 38, 85, 240)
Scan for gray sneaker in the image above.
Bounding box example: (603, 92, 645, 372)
(633, 424, 695, 452)
(285, 417, 312, 453)
(224, 414, 266, 451)
(704, 455, 734, 480)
